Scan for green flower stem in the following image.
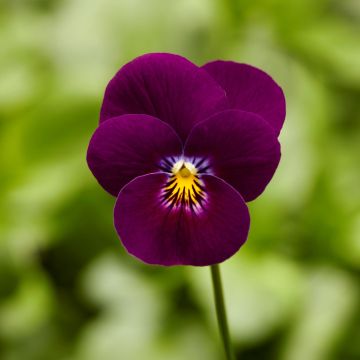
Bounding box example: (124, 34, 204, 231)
(210, 264, 236, 360)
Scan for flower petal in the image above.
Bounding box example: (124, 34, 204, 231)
(100, 53, 228, 141)
(114, 173, 250, 266)
(202, 61, 286, 135)
(87, 114, 182, 196)
(184, 110, 281, 202)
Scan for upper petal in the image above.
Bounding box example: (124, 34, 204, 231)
(100, 53, 228, 142)
(184, 110, 281, 202)
(114, 173, 250, 266)
(202, 60, 286, 135)
(87, 114, 182, 196)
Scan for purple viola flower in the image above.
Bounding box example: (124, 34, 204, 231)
(87, 53, 285, 266)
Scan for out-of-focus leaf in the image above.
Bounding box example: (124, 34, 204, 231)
(189, 251, 304, 345)
(280, 266, 358, 360)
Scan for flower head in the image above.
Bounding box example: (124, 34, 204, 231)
(87, 53, 285, 266)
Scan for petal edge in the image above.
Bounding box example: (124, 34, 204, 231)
(114, 173, 250, 266)
(184, 110, 281, 202)
(100, 53, 228, 141)
(202, 60, 286, 135)
(87, 114, 182, 196)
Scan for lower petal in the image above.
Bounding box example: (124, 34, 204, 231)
(114, 173, 250, 266)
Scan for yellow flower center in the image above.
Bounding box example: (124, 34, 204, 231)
(162, 160, 205, 210)
(179, 167, 191, 178)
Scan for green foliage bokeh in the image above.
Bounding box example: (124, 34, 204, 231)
(0, 0, 359, 359)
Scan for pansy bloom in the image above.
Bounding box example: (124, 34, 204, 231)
(87, 53, 285, 266)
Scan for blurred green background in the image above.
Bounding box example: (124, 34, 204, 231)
(1, 0, 360, 359)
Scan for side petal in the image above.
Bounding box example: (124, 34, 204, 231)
(184, 110, 281, 202)
(100, 53, 228, 142)
(87, 114, 182, 196)
(202, 60, 286, 135)
(114, 173, 250, 266)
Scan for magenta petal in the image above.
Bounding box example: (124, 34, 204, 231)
(184, 110, 281, 202)
(100, 53, 228, 141)
(87, 114, 182, 196)
(202, 61, 286, 135)
(114, 173, 250, 266)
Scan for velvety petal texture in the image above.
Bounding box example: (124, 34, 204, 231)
(100, 53, 228, 141)
(184, 110, 281, 202)
(202, 61, 286, 135)
(87, 114, 182, 196)
(114, 173, 250, 266)
(87, 53, 286, 266)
